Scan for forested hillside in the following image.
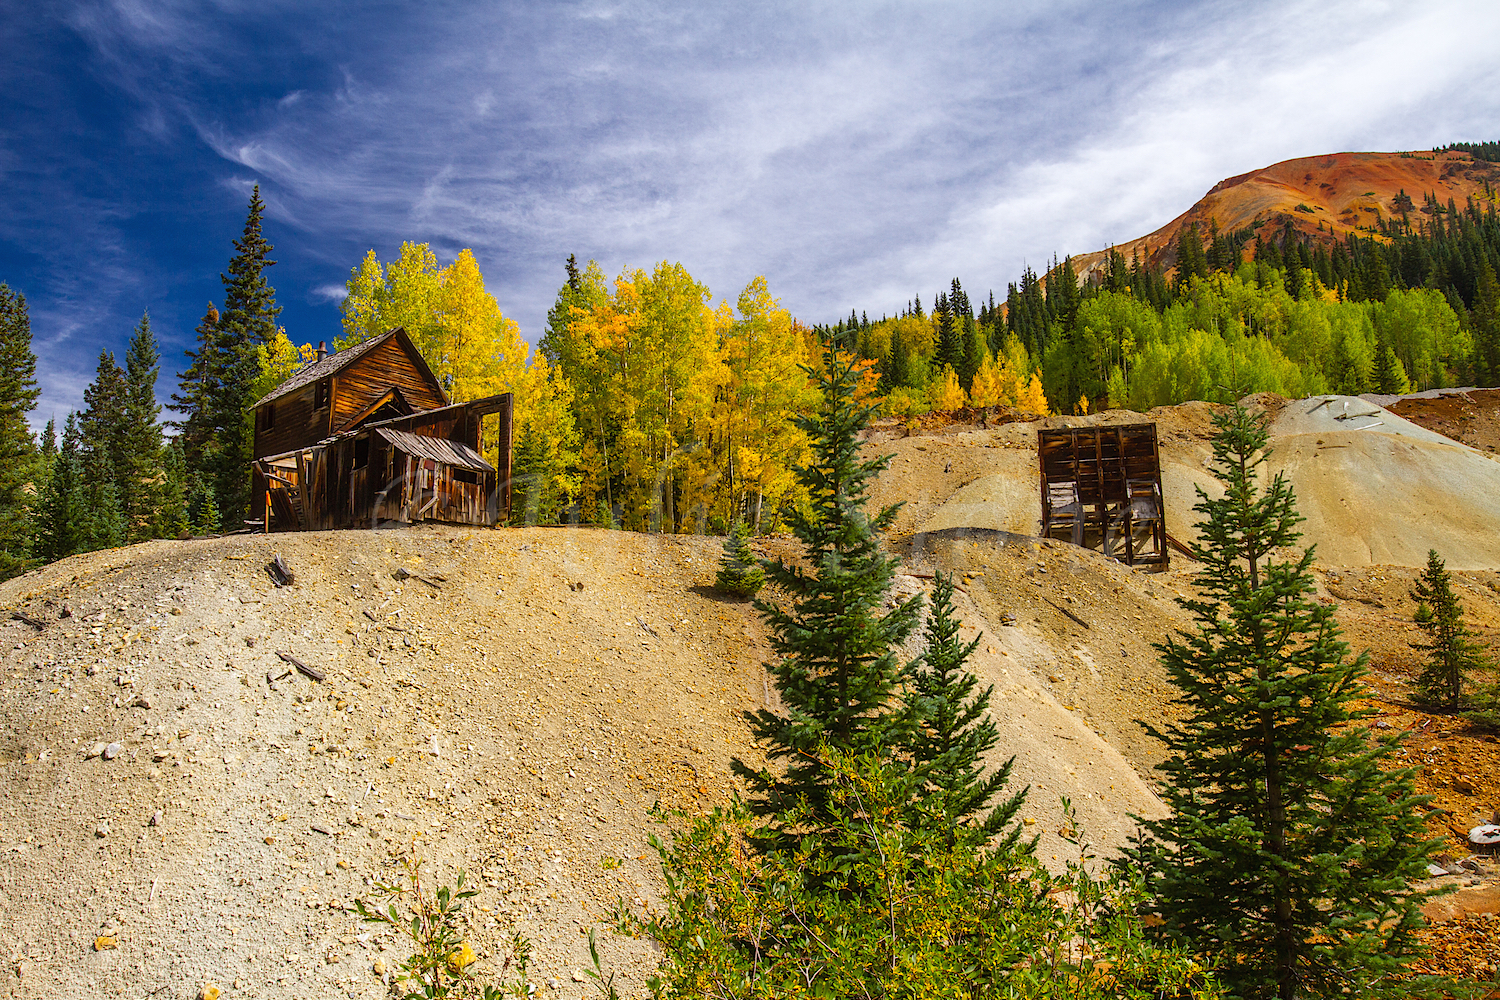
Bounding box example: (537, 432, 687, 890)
(0, 145, 1496, 579)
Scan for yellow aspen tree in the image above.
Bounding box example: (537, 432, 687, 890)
(510, 351, 582, 523)
(968, 349, 1002, 407)
(252, 331, 315, 401)
(713, 276, 814, 531)
(1017, 371, 1050, 414)
(434, 249, 528, 403)
(338, 242, 444, 350)
(929, 364, 967, 411)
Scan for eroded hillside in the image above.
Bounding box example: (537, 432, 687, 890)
(4, 390, 1500, 997)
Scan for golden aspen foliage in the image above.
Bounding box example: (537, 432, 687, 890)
(968, 349, 1003, 407)
(928, 364, 967, 411)
(337, 242, 567, 476)
(551, 262, 723, 531)
(996, 334, 1032, 405)
(252, 331, 315, 401)
(711, 276, 816, 530)
(1017, 371, 1050, 414)
(338, 242, 444, 350)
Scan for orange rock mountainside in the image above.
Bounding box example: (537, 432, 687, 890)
(1072, 149, 1500, 283)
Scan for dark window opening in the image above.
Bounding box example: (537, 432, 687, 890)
(354, 436, 370, 469)
(452, 468, 478, 485)
(261, 404, 275, 431)
(314, 381, 330, 409)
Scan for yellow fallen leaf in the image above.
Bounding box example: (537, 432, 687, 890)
(447, 941, 476, 972)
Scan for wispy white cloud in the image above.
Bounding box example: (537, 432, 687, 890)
(5, 0, 1498, 428)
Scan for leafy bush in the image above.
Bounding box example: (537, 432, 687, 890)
(356, 857, 531, 1000)
(618, 748, 1222, 1000)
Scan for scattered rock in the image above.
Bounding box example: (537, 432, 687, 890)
(95, 820, 109, 838)
(84, 742, 106, 759)
(93, 935, 118, 951)
(149, 810, 162, 828)
(199, 984, 221, 1000)
(102, 742, 123, 760)
(310, 822, 333, 836)
(372, 957, 386, 976)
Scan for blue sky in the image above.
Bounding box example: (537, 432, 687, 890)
(3, 0, 1498, 429)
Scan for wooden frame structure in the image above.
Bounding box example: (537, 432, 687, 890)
(1037, 423, 1167, 567)
(254, 395, 512, 532)
(249, 327, 513, 532)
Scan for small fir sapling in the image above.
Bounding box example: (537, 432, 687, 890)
(1410, 548, 1494, 711)
(903, 570, 1027, 851)
(714, 519, 765, 597)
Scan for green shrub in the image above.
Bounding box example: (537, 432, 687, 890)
(618, 747, 1222, 999)
(355, 857, 532, 1000)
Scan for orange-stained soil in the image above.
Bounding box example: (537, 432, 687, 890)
(1389, 388, 1500, 457)
(1069, 149, 1500, 284)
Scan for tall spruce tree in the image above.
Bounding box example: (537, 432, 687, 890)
(904, 571, 1025, 851)
(1410, 548, 1492, 710)
(0, 284, 40, 577)
(79, 348, 129, 523)
(210, 185, 280, 526)
(1135, 404, 1438, 1000)
(171, 303, 221, 474)
(738, 331, 924, 838)
(1372, 337, 1411, 394)
(122, 312, 163, 542)
(31, 414, 82, 563)
(156, 438, 190, 539)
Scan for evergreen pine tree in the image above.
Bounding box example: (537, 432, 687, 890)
(31, 414, 82, 563)
(714, 519, 765, 598)
(123, 311, 163, 542)
(1135, 404, 1439, 1000)
(737, 332, 923, 838)
(211, 185, 280, 527)
(39, 418, 56, 462)
(1472, 257, 1500, 386)
(1410, 548, 1492, 710)
(79, 349, 129, 500)
(192, 474, 221, 535)
(904, 571, 1025, 851)
(0, 284, 40, 578)
(78, 450, 125, 552)
(171, 303, 221, 474)
(156, 439, 190, 539)
(1373, 338, 1411, 394)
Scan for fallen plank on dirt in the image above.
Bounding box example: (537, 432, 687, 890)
(276, 651, 325, 682)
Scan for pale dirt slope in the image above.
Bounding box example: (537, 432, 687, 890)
(5, 391, 1500, 999)
(0, 525, 1183, 1000)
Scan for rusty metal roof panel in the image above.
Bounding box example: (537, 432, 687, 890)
(375, 428, 495, 473)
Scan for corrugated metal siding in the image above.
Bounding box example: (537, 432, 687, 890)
(376, 428, 495, 472)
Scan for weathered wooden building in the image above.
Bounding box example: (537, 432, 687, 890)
(1037, 423, 1167, 567)
(250, 328, 512, 532)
